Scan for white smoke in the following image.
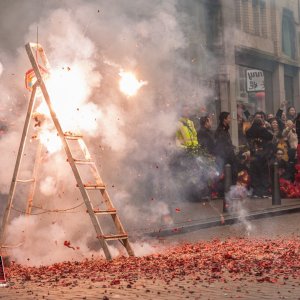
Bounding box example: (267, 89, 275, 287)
(226, 185, 254, 234)
(39, 176, 57, 196)
(0, 0, 218, 265)
(6, 215, 101, 266)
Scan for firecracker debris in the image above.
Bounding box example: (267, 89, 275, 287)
(6, 237, 300, 287)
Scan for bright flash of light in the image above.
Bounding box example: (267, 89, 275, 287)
(119, 70, 147, 97)
(36, 65, 86, 124)
(34, 64, 98, 154)
(39, 130, 62, 154)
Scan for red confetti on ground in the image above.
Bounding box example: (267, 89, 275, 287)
(5, 238, 300, 286)
(175, 208, 181, 212)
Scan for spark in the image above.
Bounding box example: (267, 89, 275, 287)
(119, 70, 147, 97)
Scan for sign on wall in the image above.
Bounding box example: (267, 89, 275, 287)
(246, 69, 265, 92)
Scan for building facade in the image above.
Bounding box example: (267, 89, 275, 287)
(207, 0, 300, 145)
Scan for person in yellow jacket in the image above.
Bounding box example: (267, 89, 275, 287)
(176, 105, 198, 149)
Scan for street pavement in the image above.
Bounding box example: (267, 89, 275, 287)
(130, 196, 300, 238)
(1, 276, 299, 300)
(0, 210, 300, 300)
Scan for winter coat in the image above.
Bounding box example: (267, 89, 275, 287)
(282, 127, 298, 149)
(176, 117, 198, 148)
(197, 127, 215, 155)
(296, 119, 300, 144)
(246, 123, 273, 157)
(275, 109, 286, 132)
(214, 124, 235, 161)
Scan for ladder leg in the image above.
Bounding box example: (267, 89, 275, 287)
(0, 85, 37, 248)
(99, 239, 112, 260)
(123, 239, 135, 256)
(26, 141, 43, 215)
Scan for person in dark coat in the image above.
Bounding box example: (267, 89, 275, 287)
(246, 118, 273, 197)
(197, 115, 215, 155)
(270, 148, 292, 180)
(275, 101, 288, 132)
(214, 112, 237, 184)
(296, 113, 300, 165)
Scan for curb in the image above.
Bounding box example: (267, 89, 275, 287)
(148, 203, 300, 238)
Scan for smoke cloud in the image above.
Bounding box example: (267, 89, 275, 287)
(226, 185, 254, 234)
(0, 0, 218, 265)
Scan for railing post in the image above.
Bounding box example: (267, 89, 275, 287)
(223, 164, 232, 213)
(272, 162, 281, 205)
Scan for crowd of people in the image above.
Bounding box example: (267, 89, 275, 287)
(176, 101, 300, 200)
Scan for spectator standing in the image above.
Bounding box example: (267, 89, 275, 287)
(283, 120, 298, 150)
(173, 104, 202, 202)
(176, 105, 198, 149)
(255, 111, 272, 130)
(270, 148, 290, 180)
(287, 106, 297, 121)
(269, 118, 281, 144)
(296, 113, 300, 164)
(197, 115, 215, 155)
(246, 118, 273, 198)
(236, 104, 250, 147)
(214, 112, 237, 184)
(275, 101, 288, 131)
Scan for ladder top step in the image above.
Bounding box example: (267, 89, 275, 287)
(77, 183, 106, 190)
(97, 233, 128, 241)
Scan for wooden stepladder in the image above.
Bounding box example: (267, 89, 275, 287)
(0, 43, 134, 260)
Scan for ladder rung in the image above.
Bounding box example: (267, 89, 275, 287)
(77, 183, 106, 190)
(97, 233, 128, 241)
(64, 133, 83, 140)
(68, 158, 94, 165)
(92, 208, 117, 215)
(16, 179, 35, 183)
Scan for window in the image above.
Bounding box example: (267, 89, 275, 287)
(235, 0, 242, 29)
(282, 9, 296, 59)
(242, 0, 250, 33)
(205, 1, 223, 50)
(284, 75, 294, 106)
(252, 0, 267, 37)
(260, 1, 267, 37)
